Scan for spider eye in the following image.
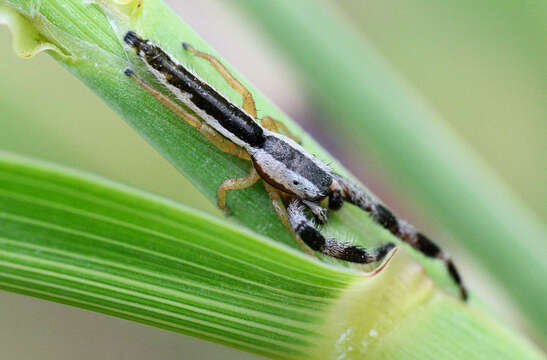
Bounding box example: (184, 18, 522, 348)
(293, 181, 299, 185)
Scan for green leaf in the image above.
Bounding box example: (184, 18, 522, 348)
(0, 152, 544, 360)
(0, 152, 350, 358)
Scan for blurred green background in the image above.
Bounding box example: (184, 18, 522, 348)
(0, 0, 545, 358)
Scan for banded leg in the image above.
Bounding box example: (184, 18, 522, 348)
(262, 116, 301, 143)
(287, 198, 395, 263)
(124, 68, 249, 160)
(263, 183, 317, 257)
(331, 174, 467, 300)
(182, 42, 257, 118)
(217, 167, 261, 216)
(261, 116, 313, 251)
(400, 226, 468, 300)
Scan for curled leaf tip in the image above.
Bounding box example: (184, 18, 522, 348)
(0, 4, 70, 59)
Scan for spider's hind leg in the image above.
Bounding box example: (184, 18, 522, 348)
(287, 198, 395, 263)
(182, 42, 257, 118)
(261, 116, 301, 144)
(217, 167, 261, 216)
(125, 68, 257, 216)
(182, 43, 301, 143)
(124, 68, 250, 160)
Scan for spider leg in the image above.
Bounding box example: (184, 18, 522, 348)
(399, 224, 468, 300)
(331, 174, 468, 300)
(178, 47, 300, 143)
(261, 116, 301, 144)
(199, 124, 250, 160)
(262, 183, 317, 258)
(217, 167, 261, 216)
(124, 68, 250, 160)
(182, 42, 257, 118)
(287, 198, 395, 263)
(302, 199, 329, 224)
(176, 46, 299, 143)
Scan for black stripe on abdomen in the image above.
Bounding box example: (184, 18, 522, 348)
(147, 49, 265, 147)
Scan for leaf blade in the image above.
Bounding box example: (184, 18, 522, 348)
(0, 152, 356, 358)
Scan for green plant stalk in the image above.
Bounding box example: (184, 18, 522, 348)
(0, 0, 545, 358)
(230, 0, 547, 337)
(0, 152, 544, 360)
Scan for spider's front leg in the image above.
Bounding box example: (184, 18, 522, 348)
(287, 198, 396, 263)
(301, 200, 329, 224)
(330, 174, 468, 300)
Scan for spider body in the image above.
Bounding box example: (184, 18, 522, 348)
(123, 31, 467, 300)
(125, 31, 332, 202)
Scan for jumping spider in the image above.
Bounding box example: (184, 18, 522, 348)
(123, 31, 467, 300)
